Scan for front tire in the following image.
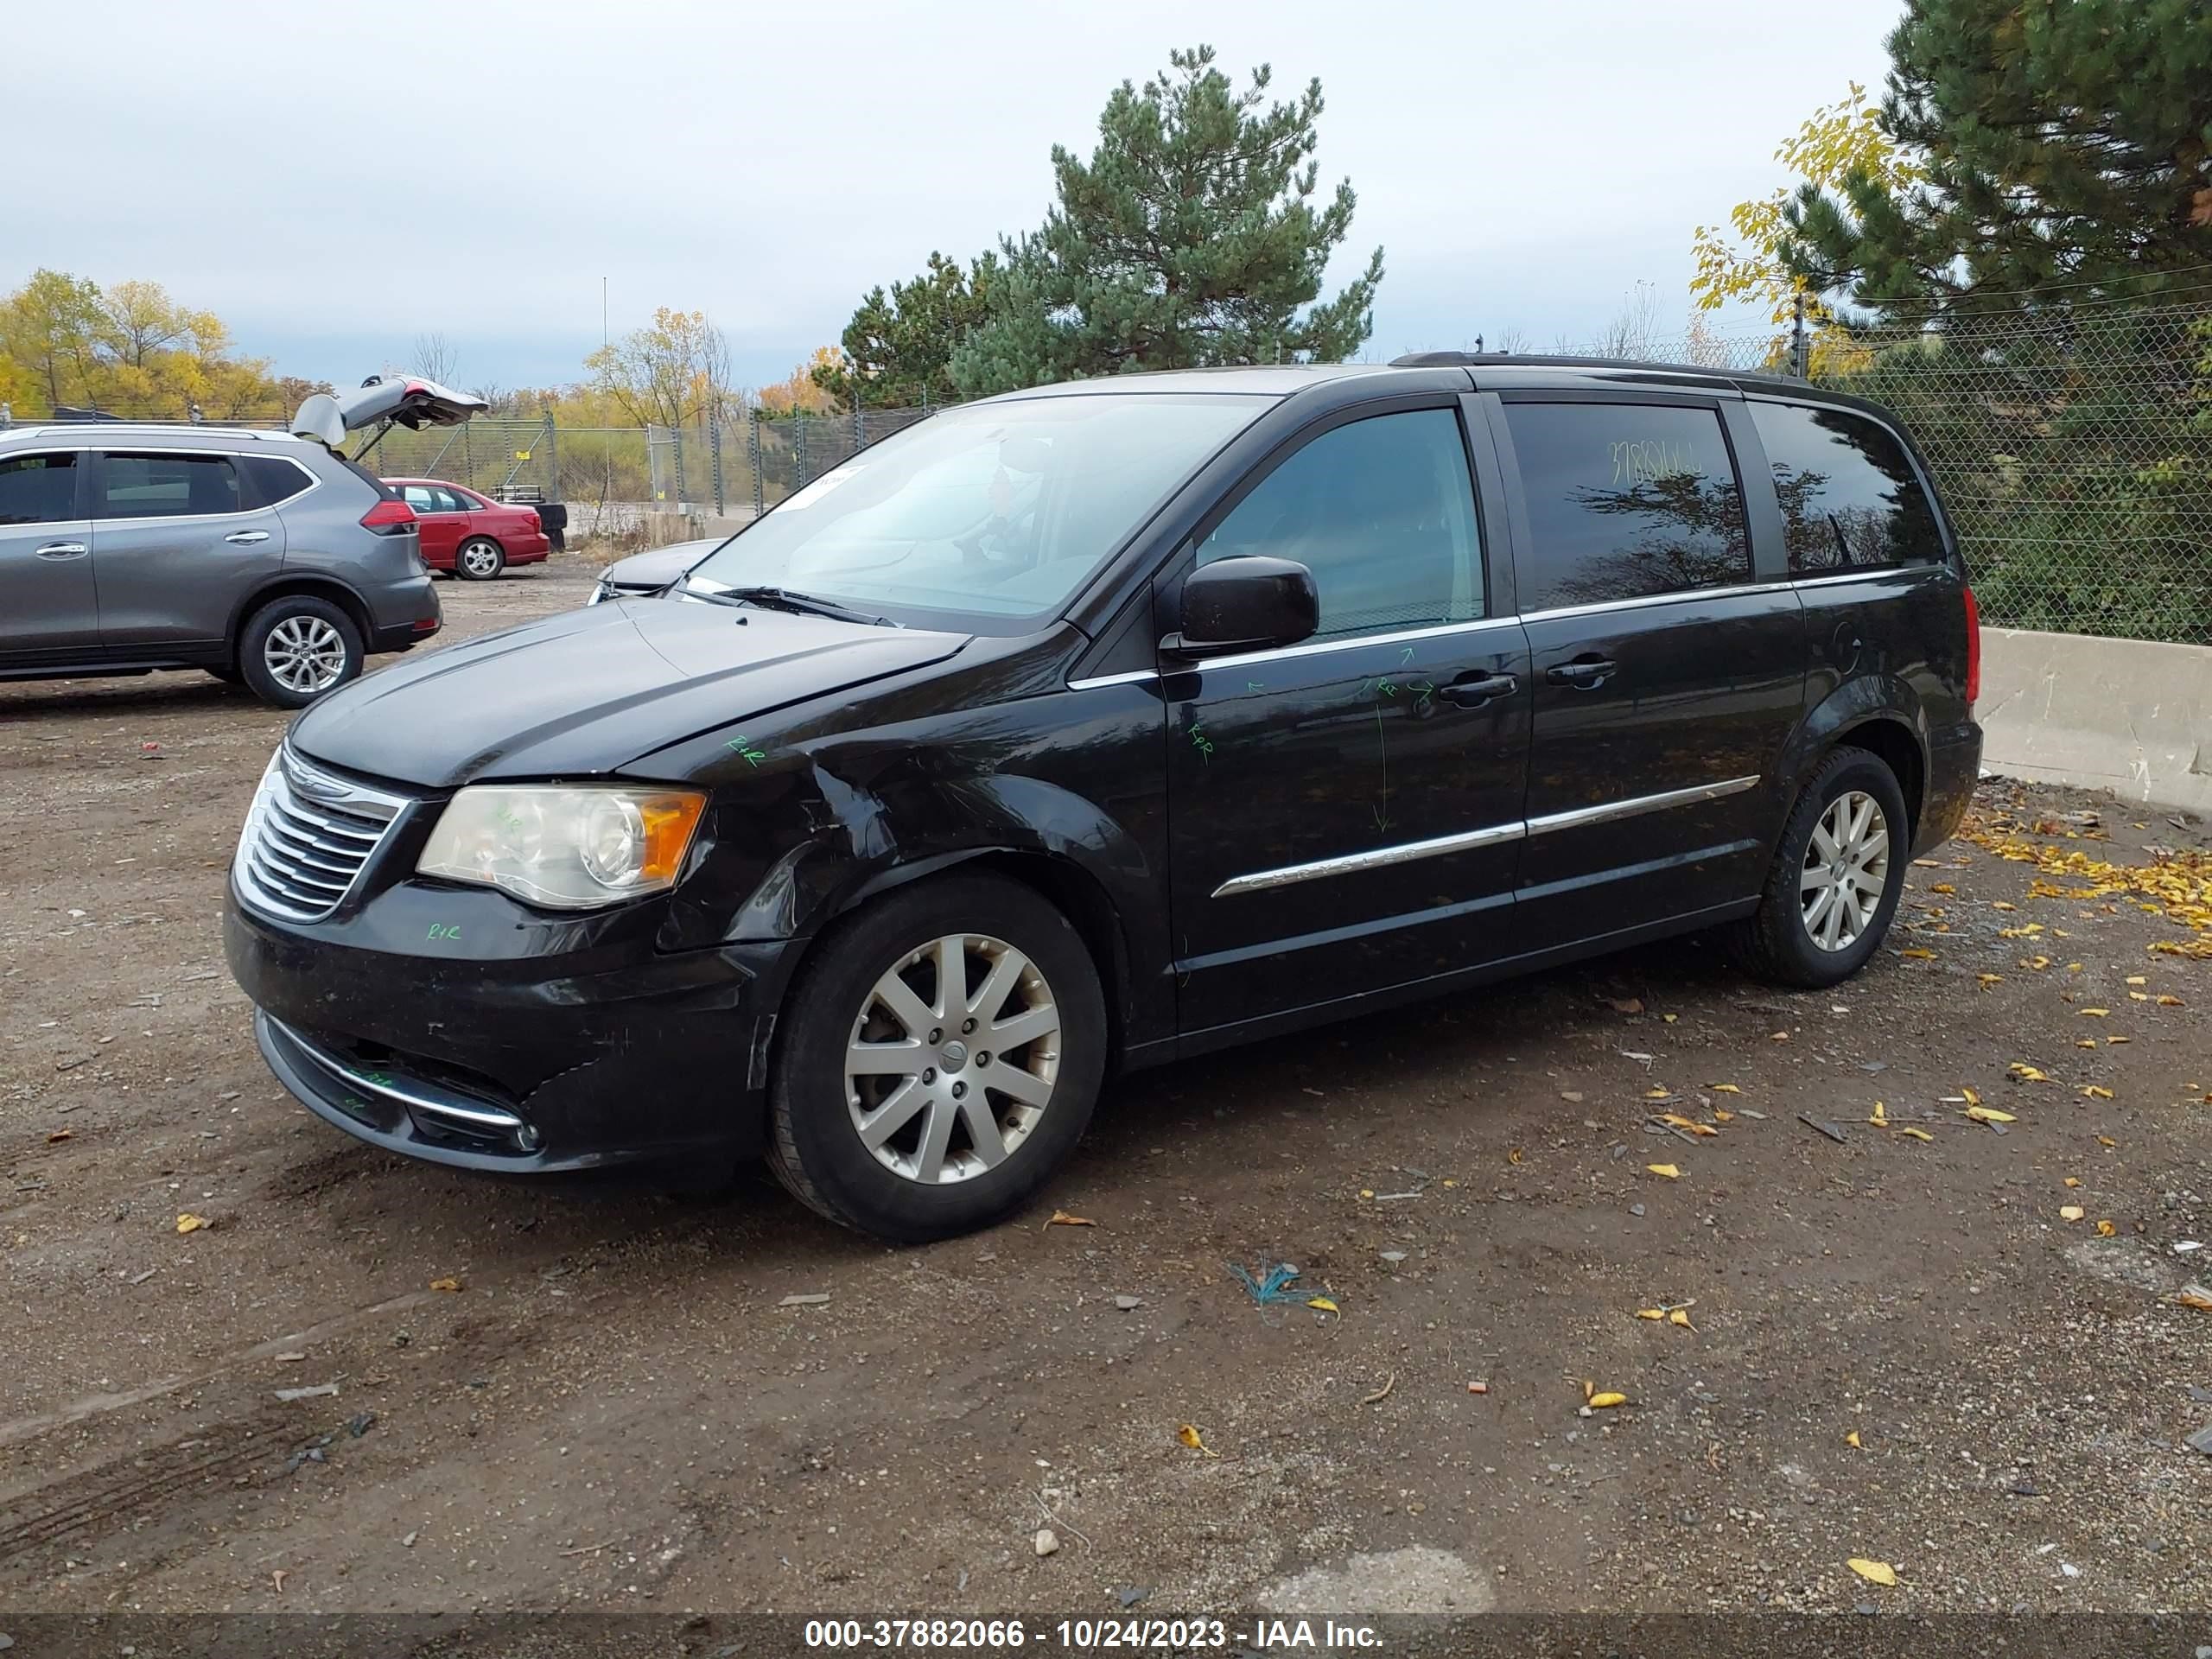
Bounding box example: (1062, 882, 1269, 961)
(767, 874, 1107, 1243)
(1732, 746, 1910, 988)
(455, 537, 505, 581)
(236, 596, 363, 710)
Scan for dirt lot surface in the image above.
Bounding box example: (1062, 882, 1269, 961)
(2, 557, 2207, 1623)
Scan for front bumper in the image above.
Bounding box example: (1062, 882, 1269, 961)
(226, 894, 781, 1173)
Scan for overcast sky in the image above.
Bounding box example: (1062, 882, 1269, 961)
(7, 1, 1898, 397)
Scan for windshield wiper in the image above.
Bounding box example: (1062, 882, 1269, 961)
(690, 581, 894, 627)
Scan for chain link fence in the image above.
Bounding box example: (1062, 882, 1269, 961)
(1586, 291, 2212, 646)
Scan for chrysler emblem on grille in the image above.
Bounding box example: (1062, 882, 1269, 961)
(285, 760, 347, 801)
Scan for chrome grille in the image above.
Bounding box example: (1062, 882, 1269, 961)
(233, 748, 409, 922)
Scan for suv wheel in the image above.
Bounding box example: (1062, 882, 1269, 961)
(455, 537, 505, 581)
(1732, 746, 1910, 988)
(238, 596, 363, 710)
(767, 874, 1107, 1243)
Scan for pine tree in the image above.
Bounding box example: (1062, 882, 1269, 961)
(950, 47, 1383, 396)
(1782, 0, 2212, 312)
(812, 251, 1002, 409)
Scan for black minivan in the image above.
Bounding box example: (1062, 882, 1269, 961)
(226, 357, 1982, 1242)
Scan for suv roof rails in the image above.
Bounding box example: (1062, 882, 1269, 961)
(1387, 351, 1735, 375)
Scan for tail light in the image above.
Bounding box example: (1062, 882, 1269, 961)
(360, 498, 417, 537)
(1961, 583, 1980, 708)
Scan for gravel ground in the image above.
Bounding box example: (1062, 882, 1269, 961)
(1, 557, 2206, 1619)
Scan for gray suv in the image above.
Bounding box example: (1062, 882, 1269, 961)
(0, 381, 482, 709)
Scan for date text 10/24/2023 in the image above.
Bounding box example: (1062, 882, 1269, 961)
(803, 1617, 1384, 1649)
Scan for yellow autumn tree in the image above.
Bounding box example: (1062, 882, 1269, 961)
(758, 346, 845, 418)
(1690, 85, 1919, 372)
(583, 307, 734, 429)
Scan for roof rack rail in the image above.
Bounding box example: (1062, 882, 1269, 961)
(1387, 351, 1736, 374)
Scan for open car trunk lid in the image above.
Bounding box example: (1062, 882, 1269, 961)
(289, 377, 488, 450)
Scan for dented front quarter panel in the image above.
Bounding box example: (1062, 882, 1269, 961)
(642, 626, 1177, 1050)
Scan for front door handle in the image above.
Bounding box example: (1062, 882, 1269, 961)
(1442, 672, 1518, 709)
(226, 530, 271, 545)
(1545, 657, 1618, 689)
(35, 541, 88, 560)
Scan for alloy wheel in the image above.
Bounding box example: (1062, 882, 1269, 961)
(1799, 788, 1890, 952)
(263, 616, 348, 695)
(461, 542, 499, 577)
(844, 932, 1062, 1185)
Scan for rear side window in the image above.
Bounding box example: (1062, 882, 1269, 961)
(1198, 409, 1484, 640)
(96, 453, 241, 519)
(1749, 401, 1944, 573)
(240, 454, 314, 508)
(1502, 403, 1750, 610)
(0, 453, 79, 524)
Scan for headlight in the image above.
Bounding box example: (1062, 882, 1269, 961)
(416, 785, 706, 909)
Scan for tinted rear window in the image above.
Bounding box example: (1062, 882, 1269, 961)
(241, 454, 315, 507)
(1502, 403, 1750, 609)
(1748, 400, 1945, 573)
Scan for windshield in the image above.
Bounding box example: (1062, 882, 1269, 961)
(686, 393, 1271, 632)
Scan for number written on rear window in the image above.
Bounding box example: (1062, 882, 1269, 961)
(1198, 409, 1484, 640)
(0, 453, 79, 524)
(1503, 403, 1750, 610)
(97, 453, 241, 519)
(1748, 401, 1944, 574)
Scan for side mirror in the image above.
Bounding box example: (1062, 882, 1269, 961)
(1171, 556, 1319, 656)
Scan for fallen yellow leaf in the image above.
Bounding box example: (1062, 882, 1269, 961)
(2097, 1135, 2117, 1147)
(2156, 995, 2184, 1007)
(2107, 1035, 2130, 1045)
(1978, 973, 2004, 988)
(1358, 1189, 1375, 1200)
(1868, 1101, 1889, 1126)
(1992, 901, 2018, 912)
(1929, 883, 1955, 894)
(2079, 1007, 2109, 1017)
(2063, 1176, 2082, 1187)
(1847, 1558, 1898, 1587)
(1901, 947, 1936, 960)
(1046, 1210, 1097, 1228)
(2023, 954, 2052, 969)
(2128, 992, 2150, 1001)
(1659, 1113, 1718, 1136)
(1646, 1163, 1681, 1179)
(1637, 1307, 1666, 1320)
(1667, 1308, 1694, 1329)
(1845, 1430, 1862, 1448)
(2175, 1287, 2212, 1312)
(1176, 1423, 1219, 1457)
(429, 1275, 463, 1292)
(2094, 1219, 2116, 1238)
(1713, 1109, 1735, 1122)
(2082, 1085, 2114, 1100)
(2076, 1038, 2098, 1049)
(1708, 1083, 1741, 1094)
(2008, 1064, 2050, 1083)
(175, 1213, 208, 1235)
(1306, 1296, 1339, 1314)
(2125, 976, 2147, 986)
(1644, 1087, 1673, 1100)
(1965, 1105, 2018, 1123)
(2059, 1205, 2085, 1223)
(1587, 1391, 1628, 1408)
(1962, 1086, 1982, 1106)
(1896, 1128, 1934, 1141)
(1507, 1147, 1524, 1166)
(1662, 1013, 1679, 1024)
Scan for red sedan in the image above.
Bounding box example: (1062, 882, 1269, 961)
(387, 477, 551, 580)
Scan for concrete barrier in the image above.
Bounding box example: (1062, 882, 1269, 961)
(1977, 626, 2212, 812)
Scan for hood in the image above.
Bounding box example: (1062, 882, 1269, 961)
(289, 598, 969, 787)
(600, 538, 724, 591)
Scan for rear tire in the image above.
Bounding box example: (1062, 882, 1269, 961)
(767, 874, 1107, 1243)
(237, 596, 363, 710)
(1730, 746, 1910, 988)
(455, 537, 505, 581)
